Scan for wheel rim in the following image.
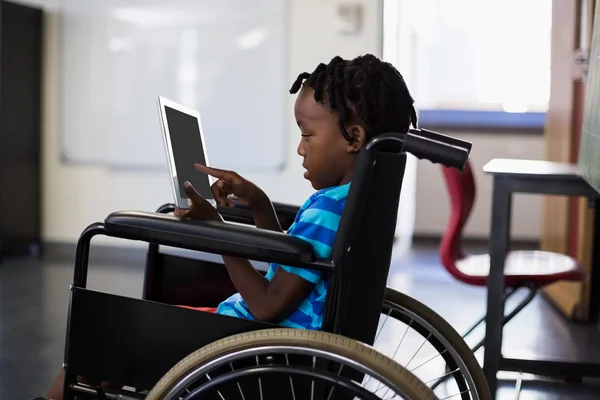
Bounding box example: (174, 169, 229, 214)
(162, 345, 424, 400)
(374, 299, 479, 400)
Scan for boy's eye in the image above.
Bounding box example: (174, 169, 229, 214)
(301, 134, 310, 141)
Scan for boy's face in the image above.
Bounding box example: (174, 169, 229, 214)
(294, 88, 365, 190)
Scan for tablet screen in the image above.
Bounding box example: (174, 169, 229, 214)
(164, 105, 212, 199)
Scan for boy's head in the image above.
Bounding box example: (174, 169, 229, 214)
(290, 54, 417, 190)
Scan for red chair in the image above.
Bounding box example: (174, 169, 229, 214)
(439, 159, 587, 353)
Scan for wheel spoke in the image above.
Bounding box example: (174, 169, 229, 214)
(373, 317, 414, 394)
(230, 362, 246, 400)
(375, 307, 393, 342)
(327, 364, 344, 400)
(284, 353, 296, 400)
(404, 333, 432, 369)
(204, 373, 225, 400)
(440, 389, 471, 399)
(410, 349, 446, 373)
(255, 356, 263, 400)
(310, 356, 316, 400)
(392, 318, 414, 360)
(424, 367, 460, 384)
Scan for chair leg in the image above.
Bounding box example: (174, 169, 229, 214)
(460, 286, 521, 341)
(433, 283, 538, 391)
(469, 283, 538, 354)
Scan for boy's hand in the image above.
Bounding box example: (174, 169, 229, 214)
(174, 181, 223, 222)
(194, 164, 265, 208)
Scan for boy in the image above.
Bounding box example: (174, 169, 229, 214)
(42, 53, 417, 399)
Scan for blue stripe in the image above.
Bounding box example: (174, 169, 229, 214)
(280, 265, 321, 284)
(282, 308, 313, 327)
(278, 318, 309, 329)
(312, 314, 323, 328)
(296, 298, 314, 315)
(310, 196, 346, 216)
(294, 234, 332, 258)
(265, 264, 276, 280)
(298, 195, 314, 211)
(312, 302, 325, 317)
(218, 304, 248, 319)
(292, 221, 337, 247)
(234, 302, 253, 318)
(319, 183, 351, 200)
(233, 308, 250, 319)
(299, 208, 342, 232)
(312, 280, 327, 298)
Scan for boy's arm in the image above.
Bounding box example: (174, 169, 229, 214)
(221, 197, 337, 322)
(220, 255, 313, 322)
(249, 189, 283, 232)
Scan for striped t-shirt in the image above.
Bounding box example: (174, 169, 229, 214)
(216, 182, 351, 330)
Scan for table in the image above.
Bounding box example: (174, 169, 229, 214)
(482, 158, 600, 397)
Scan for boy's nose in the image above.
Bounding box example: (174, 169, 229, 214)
(297, 141, 305, 156)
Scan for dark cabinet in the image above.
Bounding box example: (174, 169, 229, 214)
(0, 1, 43, 257)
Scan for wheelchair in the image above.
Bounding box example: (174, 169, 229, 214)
(61, 129, 491, 399)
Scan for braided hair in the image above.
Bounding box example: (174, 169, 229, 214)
(289, 54, 417, 143)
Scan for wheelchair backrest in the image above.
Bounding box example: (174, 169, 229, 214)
(323, 138, 407, 346)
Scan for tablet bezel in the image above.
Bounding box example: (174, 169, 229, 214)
(157, 96, 215, 210)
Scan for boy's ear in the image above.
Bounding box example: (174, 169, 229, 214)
(346, 124, 366, 153)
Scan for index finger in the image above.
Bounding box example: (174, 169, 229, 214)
(194, 164, 235, 180)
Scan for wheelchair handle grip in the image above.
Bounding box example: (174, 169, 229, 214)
(403, 129, 471, 170)
(417, 129, 472, 152)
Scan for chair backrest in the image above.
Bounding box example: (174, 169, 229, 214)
(439, 159, 477, 281)
(323, 138, 407, 346)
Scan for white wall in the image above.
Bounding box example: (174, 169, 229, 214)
(414, 132, 545, 240)
(26, 0, 544, 245)
(38, 0, 386, 245)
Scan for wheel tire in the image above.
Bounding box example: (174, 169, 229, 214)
(384, 288, 492, 399)
(147, 328, 438, 400)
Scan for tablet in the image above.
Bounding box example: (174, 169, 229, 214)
(157, 96, 215, 210)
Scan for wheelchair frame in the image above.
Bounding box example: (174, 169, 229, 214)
(60, 129, 471, 399)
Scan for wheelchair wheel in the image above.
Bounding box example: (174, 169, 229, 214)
(373, 288, 491, 400)
(147, 328, 437, 400)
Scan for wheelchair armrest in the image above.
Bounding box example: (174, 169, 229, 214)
(104, 210, 315, 267)
(156, 201, 300, 230)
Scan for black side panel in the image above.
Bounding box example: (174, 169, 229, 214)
(143, 253, 238, 307)
(65, 288, 274, 390)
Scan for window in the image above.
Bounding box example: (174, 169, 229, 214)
(387, 0, 551, 130)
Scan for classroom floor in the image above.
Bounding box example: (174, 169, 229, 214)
(1, 240, 600, 399)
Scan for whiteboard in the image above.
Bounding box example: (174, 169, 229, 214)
(58, 0, 287, 172)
